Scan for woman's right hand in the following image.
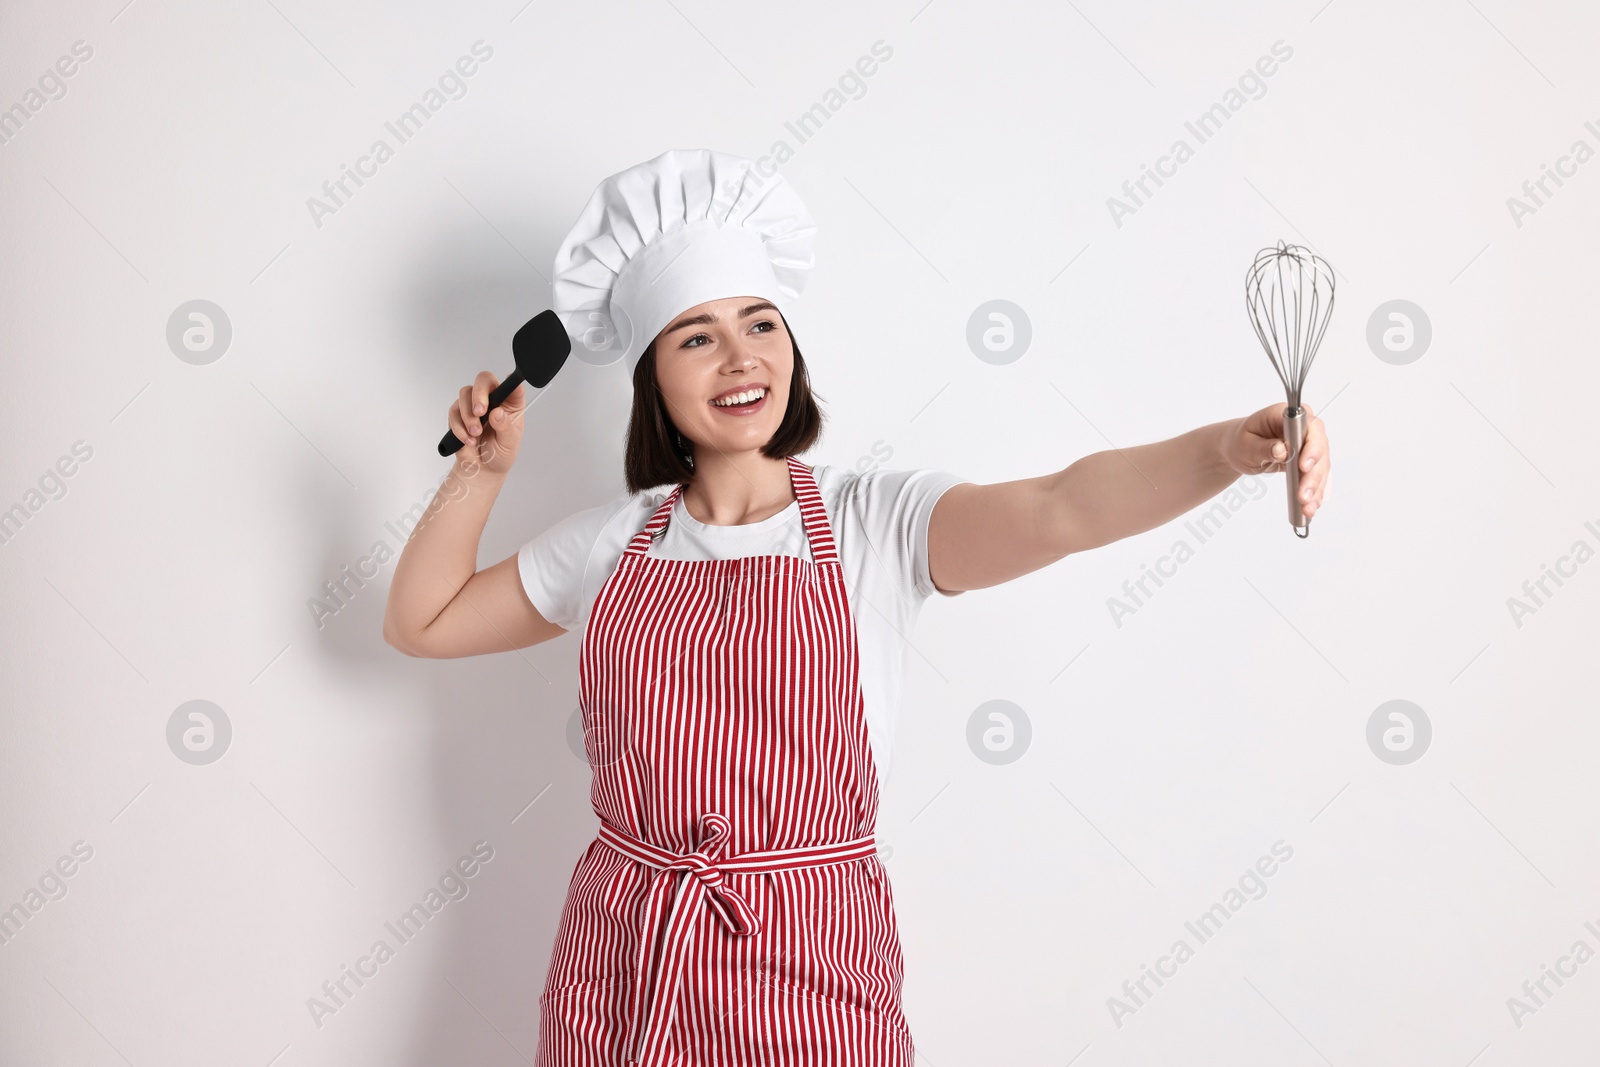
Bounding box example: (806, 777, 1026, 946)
(449, 371, 527, 476)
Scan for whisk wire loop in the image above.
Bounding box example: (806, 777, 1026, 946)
(1244, 239, 1336, 537)
(1245, 240, 1335, 409)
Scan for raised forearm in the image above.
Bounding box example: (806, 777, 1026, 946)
(1049, 418, 1241, 553)
(382, 456, 507, 651)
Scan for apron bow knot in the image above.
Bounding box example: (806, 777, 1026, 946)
(657, 812, 761, 936)
(596, 813, 877, 1065)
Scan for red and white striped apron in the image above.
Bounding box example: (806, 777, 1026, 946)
(535, 457, 914, 1066)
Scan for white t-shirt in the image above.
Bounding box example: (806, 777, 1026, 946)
(517, 464, 969, 791)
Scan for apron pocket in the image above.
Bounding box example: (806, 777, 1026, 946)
(538, 968, 630, 1005)
(759, 973, 915, 1047)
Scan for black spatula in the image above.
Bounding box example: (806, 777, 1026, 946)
(437, 310, 572, 456)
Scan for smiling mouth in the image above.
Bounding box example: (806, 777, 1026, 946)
(709, 389, 769, 415)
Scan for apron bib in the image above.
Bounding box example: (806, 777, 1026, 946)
(534, 457, 914, 1066)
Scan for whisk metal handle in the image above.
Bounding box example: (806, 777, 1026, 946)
(1284, 406, 1310, 538)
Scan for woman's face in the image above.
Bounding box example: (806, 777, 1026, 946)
(651, 295, 793, 456)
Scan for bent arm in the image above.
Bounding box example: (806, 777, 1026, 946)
(382, 460, 566, 657)
(927, 418, 1241, 593)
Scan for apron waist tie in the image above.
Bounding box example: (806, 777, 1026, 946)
(596, 811, 877, 1066)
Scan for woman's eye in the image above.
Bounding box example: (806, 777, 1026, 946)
(683, 321, 777, 348)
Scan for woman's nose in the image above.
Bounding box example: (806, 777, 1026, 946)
(719, 342, 757, 369)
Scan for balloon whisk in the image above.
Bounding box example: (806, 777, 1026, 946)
(1245, 240, 1335, 412)
(1244, 240, 1336, 538)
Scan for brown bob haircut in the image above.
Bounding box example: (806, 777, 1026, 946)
(623, 312, 826, 494)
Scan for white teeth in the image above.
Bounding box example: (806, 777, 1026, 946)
(712, 388, 766, 407)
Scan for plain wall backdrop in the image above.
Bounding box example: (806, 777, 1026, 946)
(2, 0, 1596, 1063)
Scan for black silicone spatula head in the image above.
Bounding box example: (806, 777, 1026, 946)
(514, 309, 572, 388)
(437, 309, 572, 456)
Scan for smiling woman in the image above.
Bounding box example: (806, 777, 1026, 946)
(621, 297, 824, 500)
(381, 146, 1332, 1066)
(383, 148, 947, 1063)
(521, 150, 969, 1063)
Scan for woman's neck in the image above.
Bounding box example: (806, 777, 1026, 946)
(679, 452, 799, 526)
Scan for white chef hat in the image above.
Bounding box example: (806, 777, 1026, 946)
(551, 148, 818, 379)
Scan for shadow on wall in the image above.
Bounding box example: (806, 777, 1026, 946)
(311, 218, 628, 1063)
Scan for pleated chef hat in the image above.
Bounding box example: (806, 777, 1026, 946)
(551, 149, 818, 379)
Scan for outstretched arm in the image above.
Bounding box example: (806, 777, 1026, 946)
(926, 403, 1329, 593)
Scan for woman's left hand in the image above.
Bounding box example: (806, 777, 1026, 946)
(1220, 402, 1330, 517)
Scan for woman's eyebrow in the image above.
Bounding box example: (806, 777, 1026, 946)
(665, 301, 779, 335)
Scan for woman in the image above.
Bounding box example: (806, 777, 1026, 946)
(382, 150, 1329, 1065)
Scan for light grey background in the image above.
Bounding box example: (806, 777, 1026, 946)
(2, 0, 1596, 1063)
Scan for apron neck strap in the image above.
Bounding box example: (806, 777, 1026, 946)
(621, 457, 837, 564)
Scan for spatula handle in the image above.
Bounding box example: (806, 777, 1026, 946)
(437, 369, 526, 456)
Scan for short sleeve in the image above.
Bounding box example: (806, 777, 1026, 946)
(851, 467, 969, 600)
(516, 496, 627, 631)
